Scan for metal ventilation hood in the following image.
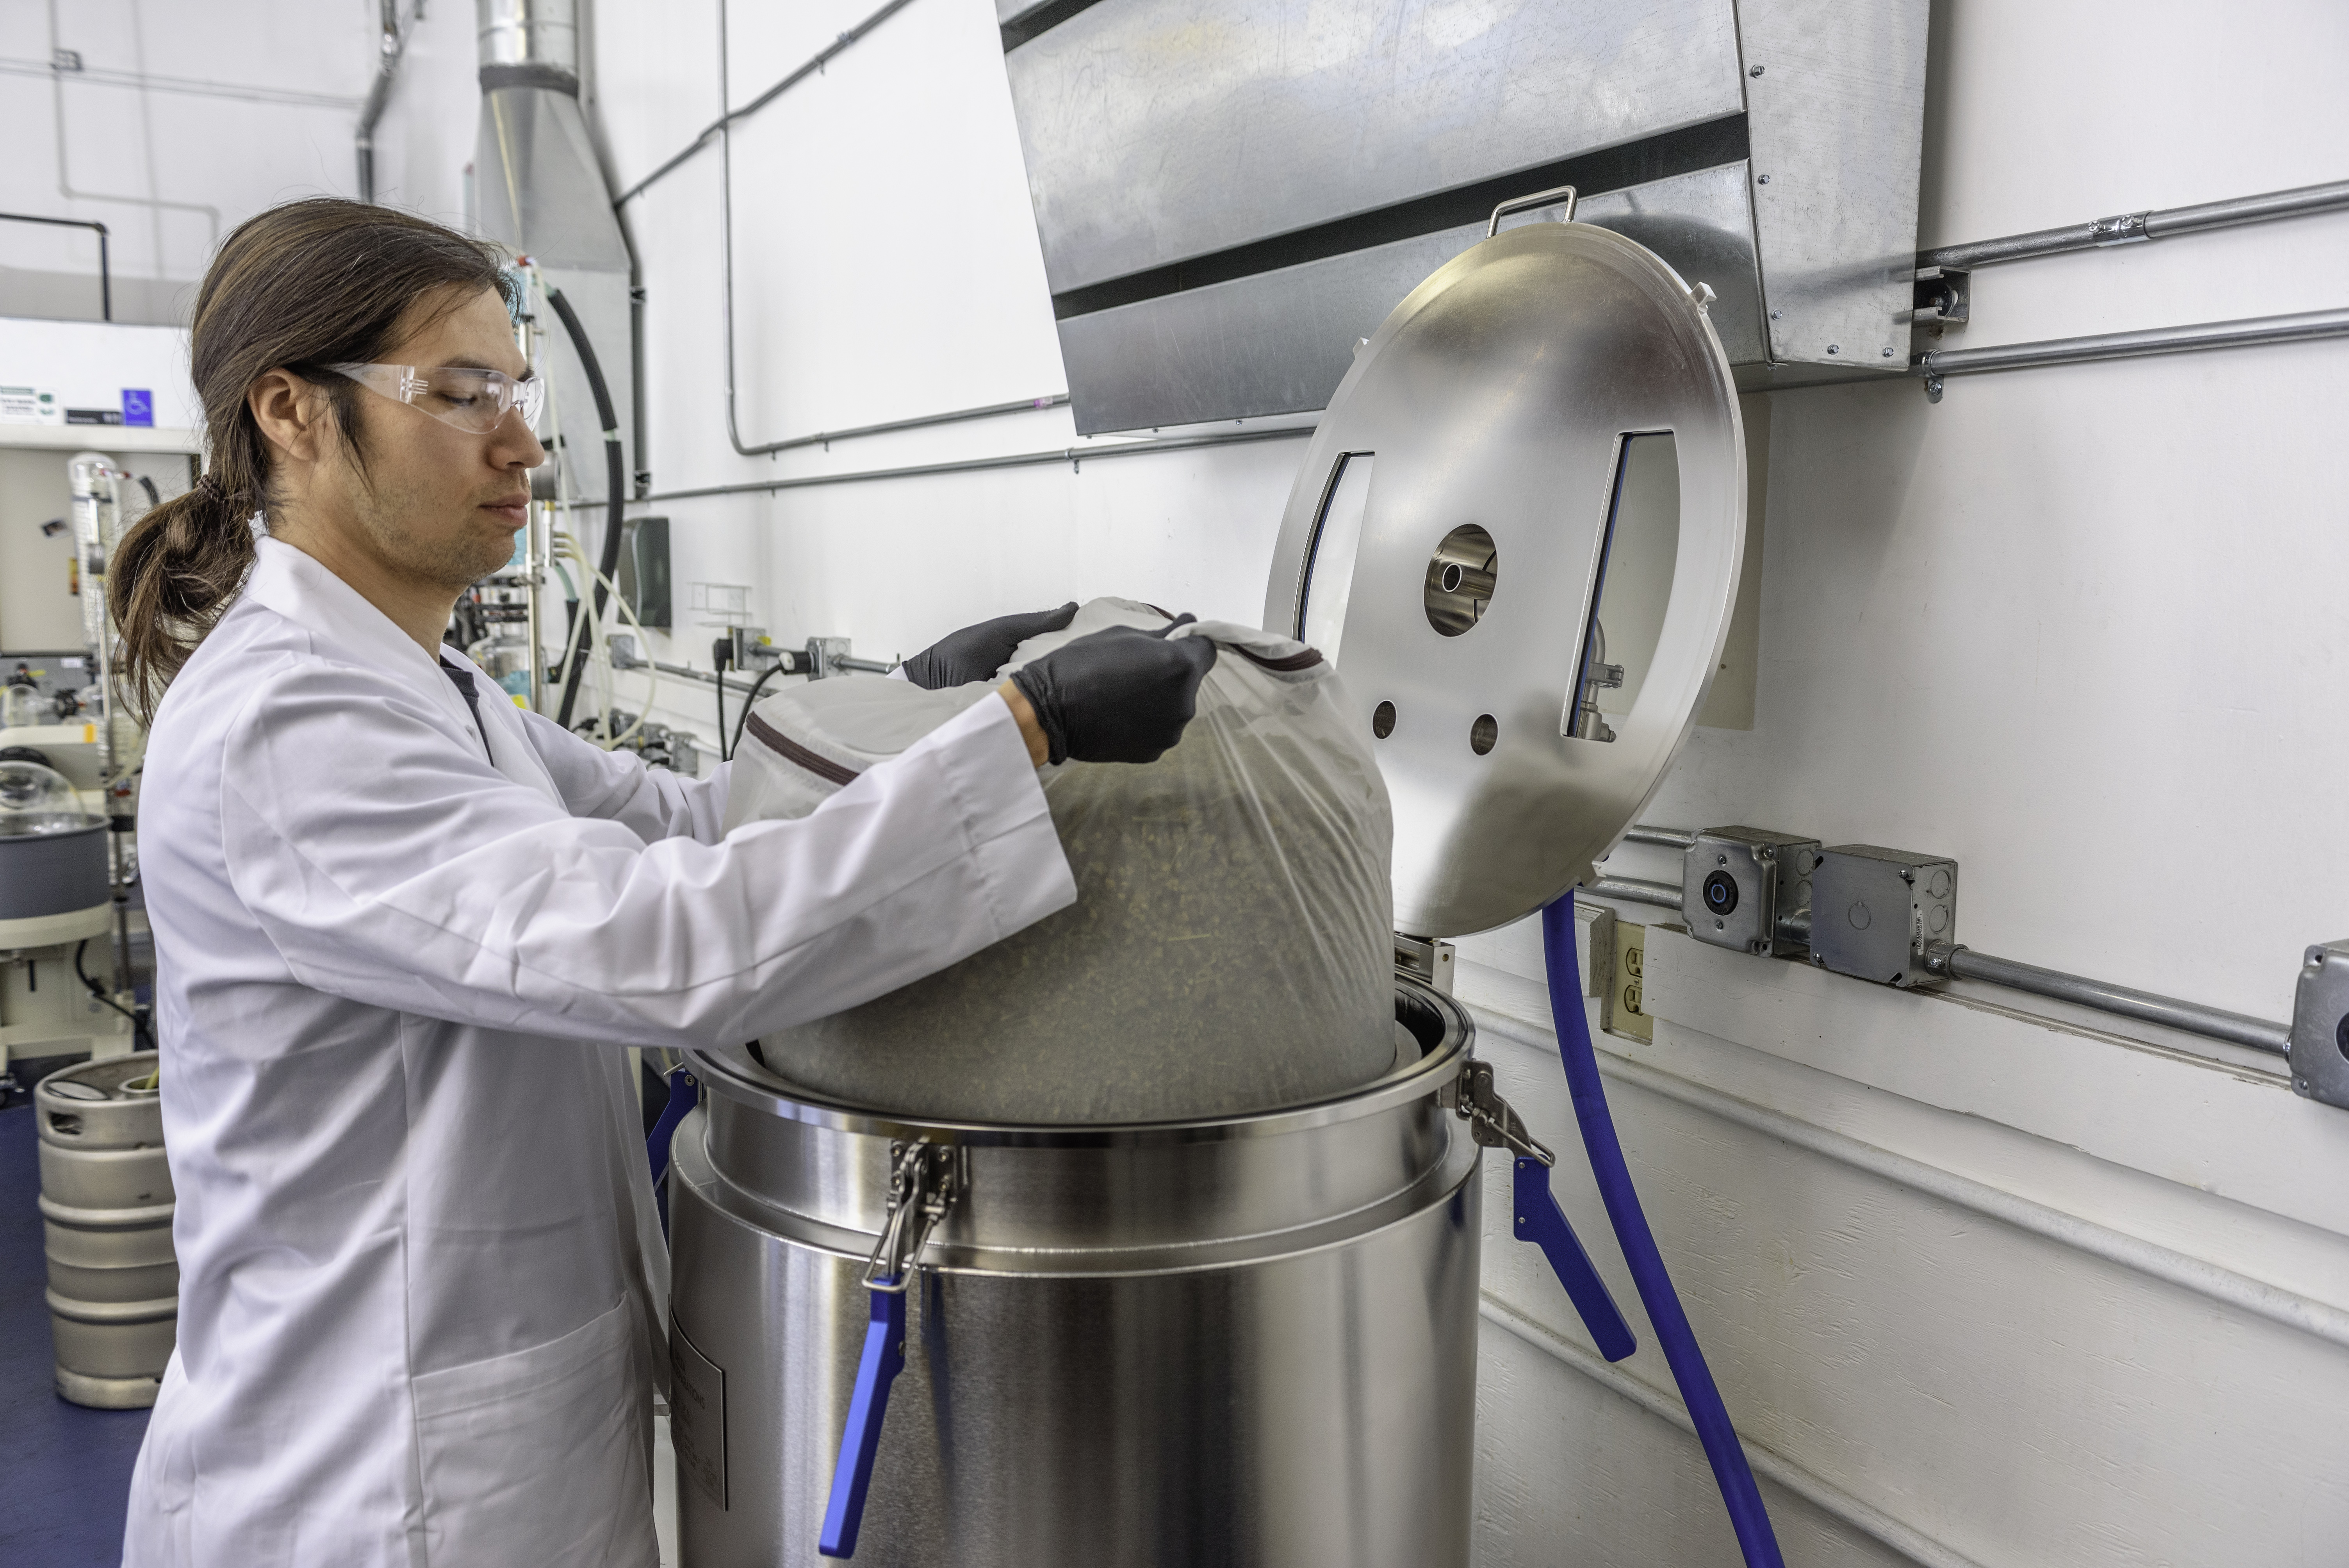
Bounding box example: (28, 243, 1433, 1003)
(474, 0, 633, 502)
(999, 0, 1928, 435)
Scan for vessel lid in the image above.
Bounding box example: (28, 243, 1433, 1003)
(1262, 217, 1747, 938)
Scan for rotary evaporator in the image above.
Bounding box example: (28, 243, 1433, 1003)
(659, 199, 1782, 1566)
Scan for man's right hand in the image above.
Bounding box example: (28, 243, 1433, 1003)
(1006, 617, 1217, 765)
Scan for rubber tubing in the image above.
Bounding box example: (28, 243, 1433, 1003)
(1540, 892, 1785, 1567)
(545, 286, 627, 731)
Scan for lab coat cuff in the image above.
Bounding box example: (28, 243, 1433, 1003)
(918, 694, 1075, 931)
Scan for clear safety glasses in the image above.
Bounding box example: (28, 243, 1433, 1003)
(329, 362, 545, 436)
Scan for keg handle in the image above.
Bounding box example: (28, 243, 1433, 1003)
(1445, 1060, 1636, 1361)
(1486, 182, 1578, 237)
(821, 1142, 964, 1559)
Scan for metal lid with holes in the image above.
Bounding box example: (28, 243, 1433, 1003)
(1262, 207, 1746, 938)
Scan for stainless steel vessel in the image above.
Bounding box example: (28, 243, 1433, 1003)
(668, 200, 1751, 1565)
(670, 981, 1483, 1566)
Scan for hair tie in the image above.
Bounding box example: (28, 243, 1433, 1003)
(196, 472, 246, 507)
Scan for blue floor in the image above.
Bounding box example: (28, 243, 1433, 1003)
(1, 1101, 149, 1566)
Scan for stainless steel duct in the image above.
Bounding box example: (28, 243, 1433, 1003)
(1000, 0, 1931, 435)
(473, 0, 634, 506)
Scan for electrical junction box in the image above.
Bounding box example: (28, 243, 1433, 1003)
(2289, 941, 2349, 1110)
(1683, 827, 1819, 956)
(1808, 845, 1956, 988)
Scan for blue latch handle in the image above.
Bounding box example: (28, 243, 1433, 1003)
(645, 1064, 699, 1186)
(645, 1065, 700, 1236)
(1513, 1155, 1637, 1361)
(818, 1281, 908, 1558)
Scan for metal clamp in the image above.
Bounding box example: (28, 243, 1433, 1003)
(1442, 1059, 1554, 1166)
(861, 1141, 966, 1294)
(1487, 183, 1579, 237)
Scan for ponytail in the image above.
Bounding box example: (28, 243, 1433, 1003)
(105, 197, 510, 725)
(109, 463, 262, 725)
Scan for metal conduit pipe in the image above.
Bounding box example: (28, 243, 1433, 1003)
(558, 424, 1314, 509)
(354, 0, 409, 204)
(1916, 306, 2349, 387)
(650, 654, 893, 692)
(613, 0, 916, 207)
(1581, 875, 1684, 912)
(714, 0, 977, 460)
(1593, 828, 2289, 1055)
(0, 212, 110, 320)
(1923, 943, 2291, 1058)
(1917, 177, 2349, 272)
(741, 395, 1073, 457)
(648, 660, 770, 697)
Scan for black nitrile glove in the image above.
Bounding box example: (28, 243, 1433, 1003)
(901, 602, 1079, 690)
(1010, 616, 1217, 765)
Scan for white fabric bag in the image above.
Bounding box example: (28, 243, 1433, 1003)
(722, 598, 1395, 1122)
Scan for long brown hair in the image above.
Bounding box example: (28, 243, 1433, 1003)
(109, 198, 514, 722)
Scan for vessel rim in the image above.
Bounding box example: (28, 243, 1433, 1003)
(685, 975, 1474, 1148)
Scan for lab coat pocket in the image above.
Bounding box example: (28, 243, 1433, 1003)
(411, 1297, 656, 1568)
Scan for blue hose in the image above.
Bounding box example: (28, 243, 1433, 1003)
(1539, 893, 1785, 1568)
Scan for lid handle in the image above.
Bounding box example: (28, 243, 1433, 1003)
(1487, 184, 1579, 237)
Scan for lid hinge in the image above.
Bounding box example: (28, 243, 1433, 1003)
(1394, 934, 1456, 993)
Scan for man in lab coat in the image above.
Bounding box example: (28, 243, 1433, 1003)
(112, 200, 1212, 1566)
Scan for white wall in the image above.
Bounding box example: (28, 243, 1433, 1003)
(0, 0, 479, 326)
(23, 0, 2337, 1559)
(591, 1, 2349, 1563)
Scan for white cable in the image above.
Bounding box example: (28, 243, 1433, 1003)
(551, 533, 659, 749)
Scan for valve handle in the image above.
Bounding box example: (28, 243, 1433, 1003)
(818, 1283, 908, 1559)
(1513, 1155, 1637, 1361)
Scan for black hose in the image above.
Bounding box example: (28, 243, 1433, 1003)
(75, 939, 150, 1053)
(545, 287, 627, 730)
(713, 645, 733, 761)
(728, 659, 790, 759)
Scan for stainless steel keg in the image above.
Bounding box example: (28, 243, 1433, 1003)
(668, 981, 1493, 1567)
(36, 1050, 177, 1408)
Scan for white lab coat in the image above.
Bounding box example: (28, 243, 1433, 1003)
(122, 538, 1076, 1567)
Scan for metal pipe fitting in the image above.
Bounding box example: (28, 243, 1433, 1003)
(1622, 824, 1697, 849)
